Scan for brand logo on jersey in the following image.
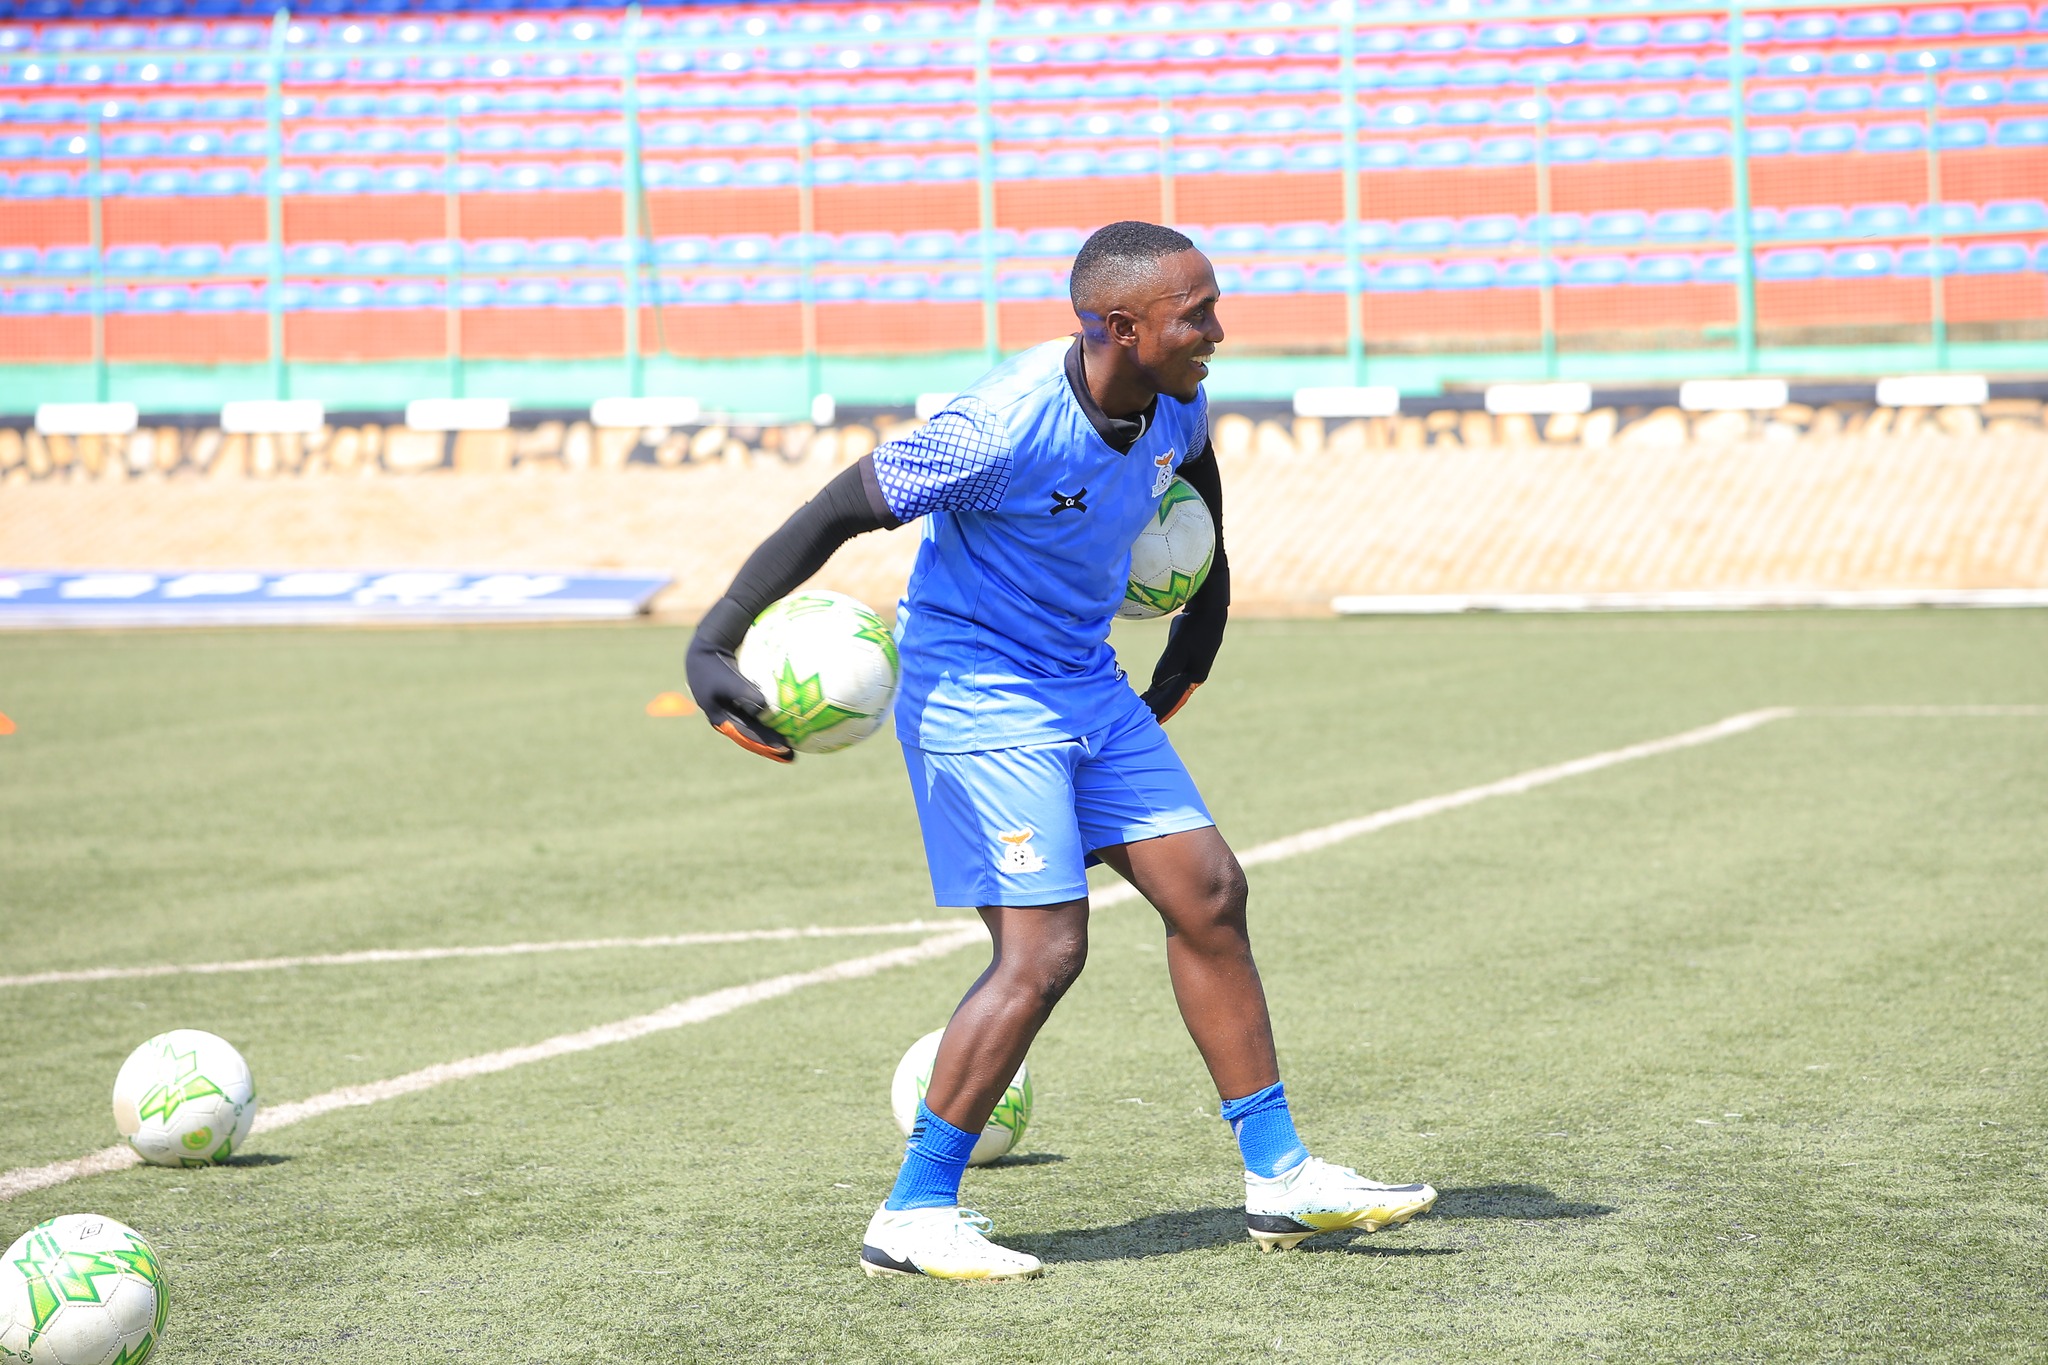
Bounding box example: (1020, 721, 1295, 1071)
(996, 828, 1047, 874)
(1048, 488, 1088, 514)
(1151, 449, 1176, 497)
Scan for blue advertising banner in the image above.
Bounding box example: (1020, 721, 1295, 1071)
(0, 569, 672, 628)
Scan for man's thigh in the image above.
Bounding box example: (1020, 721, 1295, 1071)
(1072, 704, 1215, 860)
(901, 740, 1091, 909)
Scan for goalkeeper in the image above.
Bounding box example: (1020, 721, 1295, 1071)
(687, 221, 1436, 1281)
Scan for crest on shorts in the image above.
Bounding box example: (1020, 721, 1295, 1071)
(1150, 449, 1176, 497)
(996, 828, 1047, 874)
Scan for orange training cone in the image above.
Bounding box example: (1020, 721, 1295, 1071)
(645, 691, 696, 718)
(0, 712, 14, 735)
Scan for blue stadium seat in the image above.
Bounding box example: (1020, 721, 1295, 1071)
(192, 284, 259, 312)
(1205, 223, 1268, 253)
(1849, 203, 1916, 235)
(711, 234, 775, 265)
(1271, 222, 1334, 252)
(1830, 246, 1894, 277)
(1908, 9, 1968, 38)
(654, 237, 711, 267)
(1528, 213, 1586, 244)
(43, 245, 95, 274)
(1898, 244, 1962, 274)
(1245, 264, 1308, 293)
(531, 238, 589, 269)
(1948, 79, 2007, 106)
(1956, 45, 2016, 72)
(285, 241, 350, 274)
(1558, 94, 1618, 122)
(1877, 82, 1933, 110)
(315, 166, 377, 195)
(1721, 207, 1782, 239)
(0, 246, 36, 276)
(1665, 129, 1730, 157)
(1983, 198, 2048, 230)
(1843, 11, 1904, 40)
(1622, 92, 1683, 119)
(1973, 6, 2033, 34)
(1651, 209, 1717, 242)
(314, 282, 378, 310)
(131, 284, 190, 312)
(1104, 149, 1163, 175)
(1937, 119, 1992, 147)
(1475, 137, 1535, 165)
(1995, 116, 2048, 143)
(453, 281, 501, 309)
(1436, 261, 1498, 290)
(1547, 134, 1602, 162)
(1781, 205, 1847, 237)
(1863, 122, 1926, 151)
(837, 232, 895, 263)
(1501, 259, 1558, 288)
(1586, 210, 1649, 244)
(1413, 138, 1472, 167)
(1917, 202, 1980, 232)
(1816, 86, 1876, 112)
(501, 280, 562, 308)
(1686, 90, 1735, 117)
(1563, 257, 1629, 286)
(815, 275, 867, 304)
(998, 271, 1062, 300)
(1458, 214, 1521, 246)
(1639, 56, 1700, 82)
(1796, 124, 1860, 154)
(1371, 263, 1433, 291)
(2015, 78, 2048, 102)
(1759, 248, 1827, 280)
(1775, 14, 1840, 42)
(130, 168, 192, 195)
(164, 243, 223, 275)
(1697, 254, 1742, 283)
(1765, 53, 1825, 78)
(1604, 132, 1662, 160)
(104, 243, 161, 274)
(1390, 218, 1455, 249)
(932, 272, 982, 302)
(1963, 241, 2030, 272)
(563, 279, 622, 307)
(1630, 255, 1696, 285)
(1749, 87, 1808, 115)
(495, 163, 557, 191)
(2036, 243, 2048, 273)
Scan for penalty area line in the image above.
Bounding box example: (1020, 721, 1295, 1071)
(0, 920, 981, 991)
(0, 928, 986, 1204)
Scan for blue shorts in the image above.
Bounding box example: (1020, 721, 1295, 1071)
(901, 698, 1214, 909)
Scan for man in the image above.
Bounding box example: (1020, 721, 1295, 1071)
(686, 221, 1436, 1281)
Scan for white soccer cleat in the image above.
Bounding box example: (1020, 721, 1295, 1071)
(860, 1205, 1045, 1281)
(1244, 1156, 1439, 1252)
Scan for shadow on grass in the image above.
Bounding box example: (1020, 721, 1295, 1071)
(1010, 1207, 1461, 1264)
(1433, 1184, 1616, 1220)
(220, 1153, 293, 1168)
(985, 1151, 1067, 1168)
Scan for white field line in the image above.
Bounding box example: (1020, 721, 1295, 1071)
(8, 702, 2039, 1201)
(1090, 708, 1797, 907)
(1802, 704, 2048, 718)
(0, 928, 985, 1203)
(0, 920, 979, 991)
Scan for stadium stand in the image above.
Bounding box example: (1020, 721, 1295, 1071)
(1, 0, 2045, 377)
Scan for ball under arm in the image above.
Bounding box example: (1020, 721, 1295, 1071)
(1142, 443, 1230, 722)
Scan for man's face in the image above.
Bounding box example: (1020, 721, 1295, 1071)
(1122, 250, 1225, 402)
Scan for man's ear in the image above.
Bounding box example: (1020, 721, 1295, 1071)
(1106, 307, 1141, 349)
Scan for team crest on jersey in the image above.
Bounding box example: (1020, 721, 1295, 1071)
(996, 828, 1047, 874)
(1150, 449, 1176, 496)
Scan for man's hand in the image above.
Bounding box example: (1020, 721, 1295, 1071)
(1141, 674, 1201, 724)
(687, 600, 794, 763)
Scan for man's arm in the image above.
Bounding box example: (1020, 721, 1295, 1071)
(1140, 440, 1229, 724)
(686, 457, 899, 761)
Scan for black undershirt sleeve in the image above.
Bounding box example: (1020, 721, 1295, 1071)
(1141, 439, 1231, 713)
(693, 456, 900, 653)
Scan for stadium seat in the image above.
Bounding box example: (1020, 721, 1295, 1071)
(1897, 244, 1962, 274)
(192, 283, 258, 312)
(1759, 248, 1827, 279)
(1982, 198, 2048, 230)
(104, 243, 160, 274)
(1371, 262, 1434, 291)
(1586, 210, 1649, 244)
(1564, 257, 1629, 286)
(1501, 259, 1558, 287)
(1629, 254, 1696, 285)
(1781, 205, 1848, 238)
(838, 231, 896, 263)
(1963, 241, 2031, 272)
(1796, 124, 1860, 154)
(1205, 223, 1267, 253)
(1651, 209, 1717, 242)
(1830, 246, 1894, 277)
(1849, 203, 1916, 236)
(1995, 116, 2048, 143)
(1817, 86, 1876, 112)
(1917, 202, 1980, 232)
(1436, 261, 1498, 289)
(1458, 215, 1521, 246)
(1476, 137, 1535, 165)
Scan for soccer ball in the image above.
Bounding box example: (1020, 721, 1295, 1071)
(0, 1214, 168, 1365)
(889, 1029, 1032, 1167)
(735, 590, 900, 754)
(111, 1029, 257, 1169)
(1118, 475, 1216, 619)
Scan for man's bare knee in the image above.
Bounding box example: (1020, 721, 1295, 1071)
(993, 927, 1088, 1009)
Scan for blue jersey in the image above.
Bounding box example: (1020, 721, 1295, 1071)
(872, 337, 1210, 753)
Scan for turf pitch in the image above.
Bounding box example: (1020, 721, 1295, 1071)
(2, 611, 2045, 1362)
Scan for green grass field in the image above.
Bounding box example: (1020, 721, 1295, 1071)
(3, 612, 2046, 1362)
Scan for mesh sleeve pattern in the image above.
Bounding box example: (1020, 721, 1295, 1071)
(1187, 396, 1210, 464)
(871, 397, 1013, 520)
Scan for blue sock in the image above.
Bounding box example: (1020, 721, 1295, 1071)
(884, 1101, 980, 1211)
(1219, 1081, 1310, 1178)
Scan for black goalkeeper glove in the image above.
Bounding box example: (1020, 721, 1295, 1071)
(685, 597, 794, 763)
(1140, 571, 1228, 724)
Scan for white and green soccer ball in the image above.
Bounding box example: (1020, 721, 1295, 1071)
(889, 1029, 1032, 1167)
(736, 590, 900, 755)
(0, 1214, 168, 1365)
(1118, 475, 1216, 620)
(111, 1029, 257, 1169)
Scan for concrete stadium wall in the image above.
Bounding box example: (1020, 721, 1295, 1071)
(3, 407, 2044, 616)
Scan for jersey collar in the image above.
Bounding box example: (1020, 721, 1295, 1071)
(1063, 336, 1157, 455)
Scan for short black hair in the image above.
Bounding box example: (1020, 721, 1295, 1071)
(1069, 221, 1197, 314)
